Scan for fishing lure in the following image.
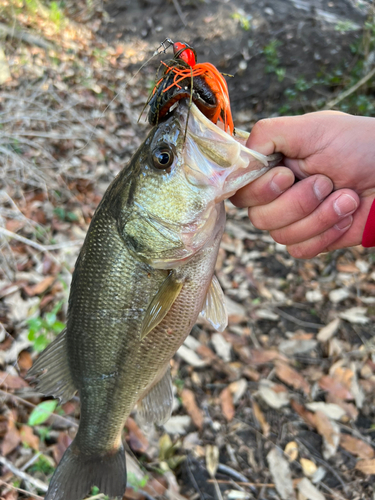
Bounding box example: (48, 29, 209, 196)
(148, 42, 234, 135)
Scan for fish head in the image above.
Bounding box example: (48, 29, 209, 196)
(120, 100, 280, 269)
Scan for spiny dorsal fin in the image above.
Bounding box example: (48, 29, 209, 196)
(27, 329, 76, 404)
(137, 367, 173, 427)
(140, 272, 183, 340)
(200, 275, 228, 332)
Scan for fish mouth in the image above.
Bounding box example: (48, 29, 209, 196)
(173, 100, 282, 201)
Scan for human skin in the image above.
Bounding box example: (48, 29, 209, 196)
(231, 111, 375, 258)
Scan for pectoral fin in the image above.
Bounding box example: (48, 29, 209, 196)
(137, 367, 173, 426)
(200, 275, 228, 332)
(140, 272, 183, 340)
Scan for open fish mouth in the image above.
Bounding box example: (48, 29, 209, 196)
(174, 99, 282, 201)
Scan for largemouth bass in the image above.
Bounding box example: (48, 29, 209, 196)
(28, 101, 280, 500)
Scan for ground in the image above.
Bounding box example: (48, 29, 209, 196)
(0, 1, 375, 500)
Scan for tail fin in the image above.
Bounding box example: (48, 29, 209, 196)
(45, 441, 127, 500)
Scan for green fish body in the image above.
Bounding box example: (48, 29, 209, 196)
(28, 102, 280, 500)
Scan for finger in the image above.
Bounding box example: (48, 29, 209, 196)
(270, 190, 360, 245)
(246, 110, 345, 158)
(285, 196, 372, 258)
(248, 175, 333, 231)
(230, 167, 295, 208)
(286, 218, 354, 259)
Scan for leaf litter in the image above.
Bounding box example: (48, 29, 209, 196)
(0, 2, 374, 500)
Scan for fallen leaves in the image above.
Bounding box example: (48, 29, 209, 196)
(220, 386, 235, 421)
(355, 459, 375, 475)
(340, 434, 374, 459)
(252, 400, 270, 437)
(181, 389, 204, 429)
(267, 448, 295, 500)
(275, 361, 310, 395)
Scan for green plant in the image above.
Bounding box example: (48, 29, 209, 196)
(28, 400, 58, 426)
(335, 20, 358, 34)
(53, 206, 79, 222)
(232, 11, 251, 31)
(127, 473, 149, 492)
(29, 454, 55, 475)
(263, 40, 285, 81)
(27, 300, 65, 352)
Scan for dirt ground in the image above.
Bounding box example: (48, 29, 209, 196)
(100, 0, 369, 117)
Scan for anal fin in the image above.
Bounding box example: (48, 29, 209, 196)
(137, 367, 173, 427)
(200, 275, 228, 332)
(27, 328, 76, 404)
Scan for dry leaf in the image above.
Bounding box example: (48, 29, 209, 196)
(52, 432, 72, 465)
(220, 386, 235, 421)
(284, 441, 298, 461)
(17, 350, 33, 371)
(181, 389, 204, 430)
(300, 458, 317, 477)
(0, 371, 28, 389)
(20, 425, 39, 450)
(249, 349, 287, 364)
(0, 413, 21, 456)
(211, 333, 232, 362)
(267, 447, 296, 500)
(297, 477, 325, 500)
(325, 394, 358, 421)
(315, 411, 340, 460)
(291, 400, 317, 428)
(319, 375, 353, 400)
(306, 402, 346, 421)
(340, 434, 374, 459)
(163, 415, 191, 435)
(317, 318, 340, 342)
(206, 444, 219, 477)
(355, 459, 375, 475)
(252, 400, 270, 437)
(23, 276, 55, 296)
(176, 345, 207, 367)
(339, 307, 369, 324)
(228, 378, 247, 404)
(258, 380, 290, 409)
(126, 417, 149, 453)
(275, 361, 310, 395)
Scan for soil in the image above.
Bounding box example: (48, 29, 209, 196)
(100, 0, 370, 118)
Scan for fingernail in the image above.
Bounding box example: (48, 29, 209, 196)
(313, 177, 333, 201)
(270, 171, 294, 194)
(334, 215, 353, 231)
(333, 194, 358, 216)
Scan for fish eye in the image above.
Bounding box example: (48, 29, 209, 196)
(152, 146, 174, 170)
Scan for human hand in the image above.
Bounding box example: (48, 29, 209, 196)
(231, 111, 375, 258)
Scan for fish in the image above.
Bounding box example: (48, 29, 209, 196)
(27, 100, 281, 500)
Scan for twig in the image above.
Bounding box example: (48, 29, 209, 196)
(217, 463, 250, 483)
(208, 479, 275, 487)
(0, 22, 53, 50)
(0, 479, 44, 500)
(171, 0, 187, 26)
(0, 388, 79, 428)
(0, 226, 69, 268)
(0, 456, 48, 492)
(272, 307, 324, 329)
(324, 66, 375, 109)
